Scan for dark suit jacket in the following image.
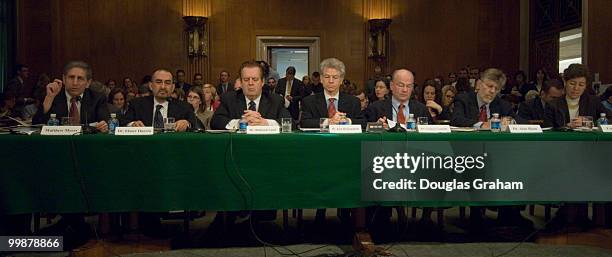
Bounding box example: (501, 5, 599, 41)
(5, 77, 33, 102)
(121, 95, 195, 127)
(275, 78, 304, 120)
(365, 98, 431, 123)
(450, 91, 523, 127)
(300, 92, 366, 128)
(178, 82, 192, 94)
(210, 89, 291, 130)
(32, 88, 110, 125)
(544, 94, 611, 128)
(517, 96, 546, 121)
(216, 82, 232, 96)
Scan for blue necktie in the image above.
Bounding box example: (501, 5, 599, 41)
(154, 104, 164, 128)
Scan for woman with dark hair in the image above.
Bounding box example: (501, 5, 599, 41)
(419, 80, 450, 121)
(369, 79, 389, 103)
(107, 88, 128, 117)
(188, 84, 220, 130)
(531, 68, 549, 93)
(544, 64, 610, 128)
(516, 70, 535, 99)
(454, 77, 472, 94)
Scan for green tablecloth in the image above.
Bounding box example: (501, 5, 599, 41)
(0, 131, 610, 214)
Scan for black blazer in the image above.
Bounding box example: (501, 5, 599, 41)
(121, 95, 195, 127)
(216, 82, 231, 96)
(544, 94, 611, 128)
(210, 89, 291, 130)
(275, 78, 304, 120)
(517, 96, 546, 121)
(365, 97, 431, 123)
(32, 88, 110, 125)
(300, 92, 366, 128)
(450, 91, 523, 127)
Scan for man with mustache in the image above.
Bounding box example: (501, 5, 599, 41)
(123, 68, 195, 131)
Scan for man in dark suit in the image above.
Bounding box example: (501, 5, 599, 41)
(451, 68, 524, 128)
(216, 70, 232, 96)
(32, 61, 109, 132)
(518, 78, 564, 123)
(301, 58, 366, 128)
(365, 68, 431, 125)
(275, 66, 304, 121)
(211, 61, 291, 130)
(123, 69, 195, 131)
(176, 69, 192, 93)
(544, 64, 611, 128)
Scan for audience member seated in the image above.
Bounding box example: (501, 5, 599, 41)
(544, 64, 611, 129)
(418, 79, 450, 122)
(122, 68, 195, 132)
(530, 68, 549, 93)
(516, 70, 535, 101)
(300, 58, 366, 128)
(370, 79, 389, 103)
(176, 69, 192, 93)
(171, 88, 185, 101)
(602, 86, 612, 112)
(310, 71, 324, 94)
(518, 78, 564, 123)
(210, 60, 291, 130)
(353, 88, 369, 114)
(107, 87, 128, 117)
(441, 84, 457, 114)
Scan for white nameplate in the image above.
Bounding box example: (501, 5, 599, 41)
(329, 125, 362, 134)
(509, 124, 543, 133)
(600, 125, 612, 133)
(417, 125, 451, 133)
(115, 127, 154, 135)
(246, 125, 280, 134)
(41, 126, 82, 135)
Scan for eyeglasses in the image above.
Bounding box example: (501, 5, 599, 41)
(187, 95, 200, 100)
(153, 79, 173, 85)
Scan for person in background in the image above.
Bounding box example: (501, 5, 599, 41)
(176, 69, 192, 93)
(370, 79, 389, 103)
(107, 87, 128, 117)
(518, 78, 564, 123)
(419, 79, 449, 121)
(601, 86, 612, 111)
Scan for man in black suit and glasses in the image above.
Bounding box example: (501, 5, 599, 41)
(300, 58, 366, 128)
(122, 68, 194, 131)
(211, 60, 291, 130)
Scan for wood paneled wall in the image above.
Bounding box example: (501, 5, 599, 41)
(586, 0, 612, 83)
(16, 0, 522, 89)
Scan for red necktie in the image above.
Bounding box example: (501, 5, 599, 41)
(397, 104, 406, 124)
(479, 104, 488, 122)
(70, 97, 80, 125)
(328, 98, 336, 118)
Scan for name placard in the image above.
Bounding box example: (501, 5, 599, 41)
(416, 125, 451, 133)
(329, 125, 362, 134)
(115, 127, 154, 135)
(246, 125, 280, 134)
(41, 126, 82, 136)
(509, 124, 543, 133)
(366, 122, 385, 133)
(600, 125, 612, 133)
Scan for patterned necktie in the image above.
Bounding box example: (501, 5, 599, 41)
(154, 104, 164, 128)
(397, 104, 406, 124)
(69, 97, 80, 125)
(248, 101, 256, 111)
(479, 104, 488, 122)
(286, 80, 292, 96)
(328, 98, 337, 118)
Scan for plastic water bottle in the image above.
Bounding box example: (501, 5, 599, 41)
(108, 113, 119, 134)
(47, 114, 60, 126)
(597, 113, 608, 127)
(490, 113, 501, 132)
(239, 115, 248, 133)
(406, 114, 416, 130)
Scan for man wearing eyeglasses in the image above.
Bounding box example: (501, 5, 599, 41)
(300, 58, 366, 128)
(365, 68, 430, 127)
(123, 68, 194, 132)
